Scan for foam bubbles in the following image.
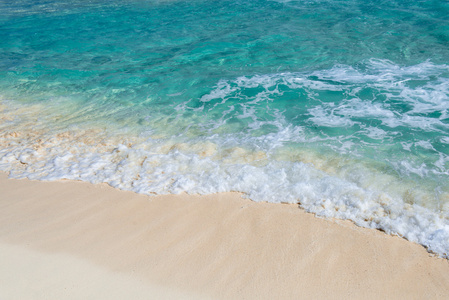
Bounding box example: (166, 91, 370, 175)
(1, 59, 449, 258)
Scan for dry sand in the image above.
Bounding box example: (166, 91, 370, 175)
(1, 171, 449, 299)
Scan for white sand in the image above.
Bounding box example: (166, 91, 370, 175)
(0, 243, 200, 300)
(1, 172, 449, 299)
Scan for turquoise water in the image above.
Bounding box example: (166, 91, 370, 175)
(1, 0, 449, 256)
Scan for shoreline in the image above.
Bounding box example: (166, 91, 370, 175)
(1, 172, 449, 299)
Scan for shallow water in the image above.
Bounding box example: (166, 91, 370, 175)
(1, 0, 449, 257)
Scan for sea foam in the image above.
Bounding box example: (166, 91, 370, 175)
(1, 60, 449, 258)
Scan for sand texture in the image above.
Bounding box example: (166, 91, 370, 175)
(1, 172, 449, 299)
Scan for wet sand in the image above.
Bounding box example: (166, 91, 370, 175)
(1, 172, 449, 299)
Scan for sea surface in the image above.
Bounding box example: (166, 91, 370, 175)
(1, 0, 449, 257)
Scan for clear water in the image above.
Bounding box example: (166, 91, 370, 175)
(1, 0, 449, 257)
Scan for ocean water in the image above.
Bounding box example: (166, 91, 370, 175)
(1, 0, 449, 256)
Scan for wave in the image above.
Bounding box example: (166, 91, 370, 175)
(1, 59, 449, 257)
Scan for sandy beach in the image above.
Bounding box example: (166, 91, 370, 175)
(2, 1, 449, 299)
(1, 171, 449, 299)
